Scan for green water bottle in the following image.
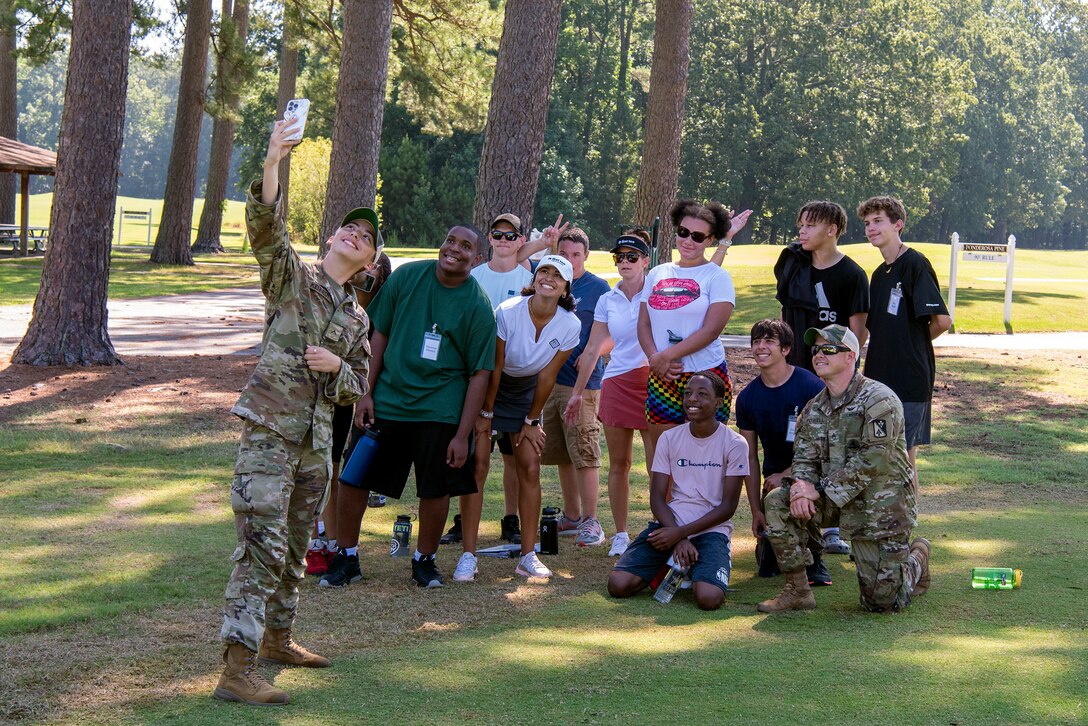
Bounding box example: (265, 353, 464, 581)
(971, 567, 1022, 590)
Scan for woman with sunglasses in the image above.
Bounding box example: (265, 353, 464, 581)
(563, 229, 654, 557)
(638, 200, 736, 450)
(471, 255, 581, 580)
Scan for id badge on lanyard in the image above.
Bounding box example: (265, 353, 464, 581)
(786, 406, 799, 443)
(887, 283, 903, 316)
(421, 324, 442, 361)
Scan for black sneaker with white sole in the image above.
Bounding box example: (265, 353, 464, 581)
(440, 514, 463, 545)
(501, 514, 521, 544)
(411, 557, 444, 588)
(319, 551, 362, 588)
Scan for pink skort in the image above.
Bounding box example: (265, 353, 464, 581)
(598, 367, 650, 430)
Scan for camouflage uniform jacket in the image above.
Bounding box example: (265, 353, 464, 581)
(791, 372, 915, 539)
(229, 180, 371, 447)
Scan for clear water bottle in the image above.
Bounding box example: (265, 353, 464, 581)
(390, 514, 412, 557)
(339, 427, 380, 487)
(652, 556, 687, 605)
(539, 506, 559, 555)
(971, 567, 1022, 590)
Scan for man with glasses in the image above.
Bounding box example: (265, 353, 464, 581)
(757, 324, 931, 613)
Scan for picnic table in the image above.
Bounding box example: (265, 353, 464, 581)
(0, 224, 48, 254)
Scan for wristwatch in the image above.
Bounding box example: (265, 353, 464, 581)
(524, 416, 542, 427)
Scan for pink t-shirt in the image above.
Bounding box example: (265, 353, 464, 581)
(651, 422, 750, 538)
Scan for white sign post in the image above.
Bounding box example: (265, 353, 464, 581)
(947, 232, 1017, 333)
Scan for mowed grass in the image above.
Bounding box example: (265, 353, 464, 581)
(3, 192, 1088, 334)
(1, 349, 1086, 724)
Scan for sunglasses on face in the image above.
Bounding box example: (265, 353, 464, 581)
(612, 252, 643, 264)
(676, 226, 711, 244)
(811, 344, 851, 356)
(490, 230, 519, 241)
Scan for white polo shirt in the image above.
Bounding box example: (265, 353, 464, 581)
(496, 296, 581, 377)
(593, 284, 648, 379)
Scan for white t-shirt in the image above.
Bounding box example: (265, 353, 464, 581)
(471, 263, 533, 310)
(496, 296, 581, 377)
(593, 284, 648, 379)
(651, 422, 749, 538)
(641, 261, 735, 372)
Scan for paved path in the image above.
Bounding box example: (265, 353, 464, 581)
(3, 286, 1087, 358)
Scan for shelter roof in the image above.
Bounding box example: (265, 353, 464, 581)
(0, 136, 57, 175)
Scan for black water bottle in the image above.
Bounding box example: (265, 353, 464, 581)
(390, 514, 412, 558)
(539, 506, 560, 555)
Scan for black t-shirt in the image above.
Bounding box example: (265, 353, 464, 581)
(864, 247, 949, 402)
(735, 367, 825, 476)
(775, 251, 869, 372)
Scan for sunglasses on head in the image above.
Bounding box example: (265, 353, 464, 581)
(676, 226, 711, 244)
(811, 344, 851, 356)
(490, 230, 519, 241)
(612, 251, 642, 264)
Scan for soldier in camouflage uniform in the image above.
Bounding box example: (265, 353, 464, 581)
(757, 324, 931, 614)
(213, 118, 377, 706)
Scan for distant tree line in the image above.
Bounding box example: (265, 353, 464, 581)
(9, 0, 1088, 251)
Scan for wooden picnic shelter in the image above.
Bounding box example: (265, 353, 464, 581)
(0, 135, 57, 256)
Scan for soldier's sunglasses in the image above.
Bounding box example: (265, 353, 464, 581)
(612, 252, 642, 264)
(811, 344, 851, 356)
(676, 225, 711, 244)
(490, 230, 519, 241)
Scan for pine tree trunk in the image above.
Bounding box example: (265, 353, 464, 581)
(319, 0, 392, 253)
(633, 0, 693, 263)
(11, 0, 131, 366)
(193, 0, 250, 254)
(0, 0, 17, 225)
(150, 0, 212, 265)
(275, 13, 298, 213)
(473, 0, 563, 257)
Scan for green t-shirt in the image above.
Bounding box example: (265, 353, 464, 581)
(368, 260, 497, 424)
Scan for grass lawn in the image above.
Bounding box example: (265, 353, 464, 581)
(4, 193, 1088, 334)
(1, 348, 1085, 724)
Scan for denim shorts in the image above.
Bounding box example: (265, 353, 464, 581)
(902, 400, 932, 448)
(613, 521, 732, 593)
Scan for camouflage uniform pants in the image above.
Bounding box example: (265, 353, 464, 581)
(763, 487, 923, 612)
(221, 421, 331, 651)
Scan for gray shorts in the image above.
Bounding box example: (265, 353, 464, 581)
(902, 401, 932, 448)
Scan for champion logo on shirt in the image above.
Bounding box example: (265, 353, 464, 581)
(675, 459, 723, 469)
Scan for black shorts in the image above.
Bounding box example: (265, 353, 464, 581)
(356, 419, 478, 500)
(331, 404, 353, 463)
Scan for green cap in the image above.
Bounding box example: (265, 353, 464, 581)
(340, 207, 384, 256)
(803, 324, 860, 356)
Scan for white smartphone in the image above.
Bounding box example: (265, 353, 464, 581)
(283, 98, 310, 141)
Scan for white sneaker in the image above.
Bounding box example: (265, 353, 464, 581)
(575, 517, 606, 547)
(515, 551, 552, 578)
(452, 552, 478, 582)
(608, 531, 631, 557)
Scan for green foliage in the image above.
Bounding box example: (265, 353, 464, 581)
(285, 136, 332, 247)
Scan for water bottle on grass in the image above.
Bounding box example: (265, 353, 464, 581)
(971, 567, 1022, 590)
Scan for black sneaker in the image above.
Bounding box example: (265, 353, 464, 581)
(807, 555, 833, 587)
(440, 514, 462, 545)
(501, 514, 522, 544)
(319, 550, 362, 588)
(411, 557, 444, 588)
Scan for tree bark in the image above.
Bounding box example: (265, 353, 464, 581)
(319, 0, 392, 253)
(473, 0, 563, 257)
(193, 0, 250, 254)
(633, 0, 693, 262)
(275, 8, 298, 213)
(0, 0, 17, 225)
(11, 0, 131, 366)
(150, 0, 213, 265)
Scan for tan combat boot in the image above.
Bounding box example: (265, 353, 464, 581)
(909, 537, 932, 597)
(757, 569, 817, 613)
(213, 642, 290, 705)
(259, 627, 331, 668)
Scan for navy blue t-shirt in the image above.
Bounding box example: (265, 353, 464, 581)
(556, 271, 611, 389)
(735, 366, 825, 476)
